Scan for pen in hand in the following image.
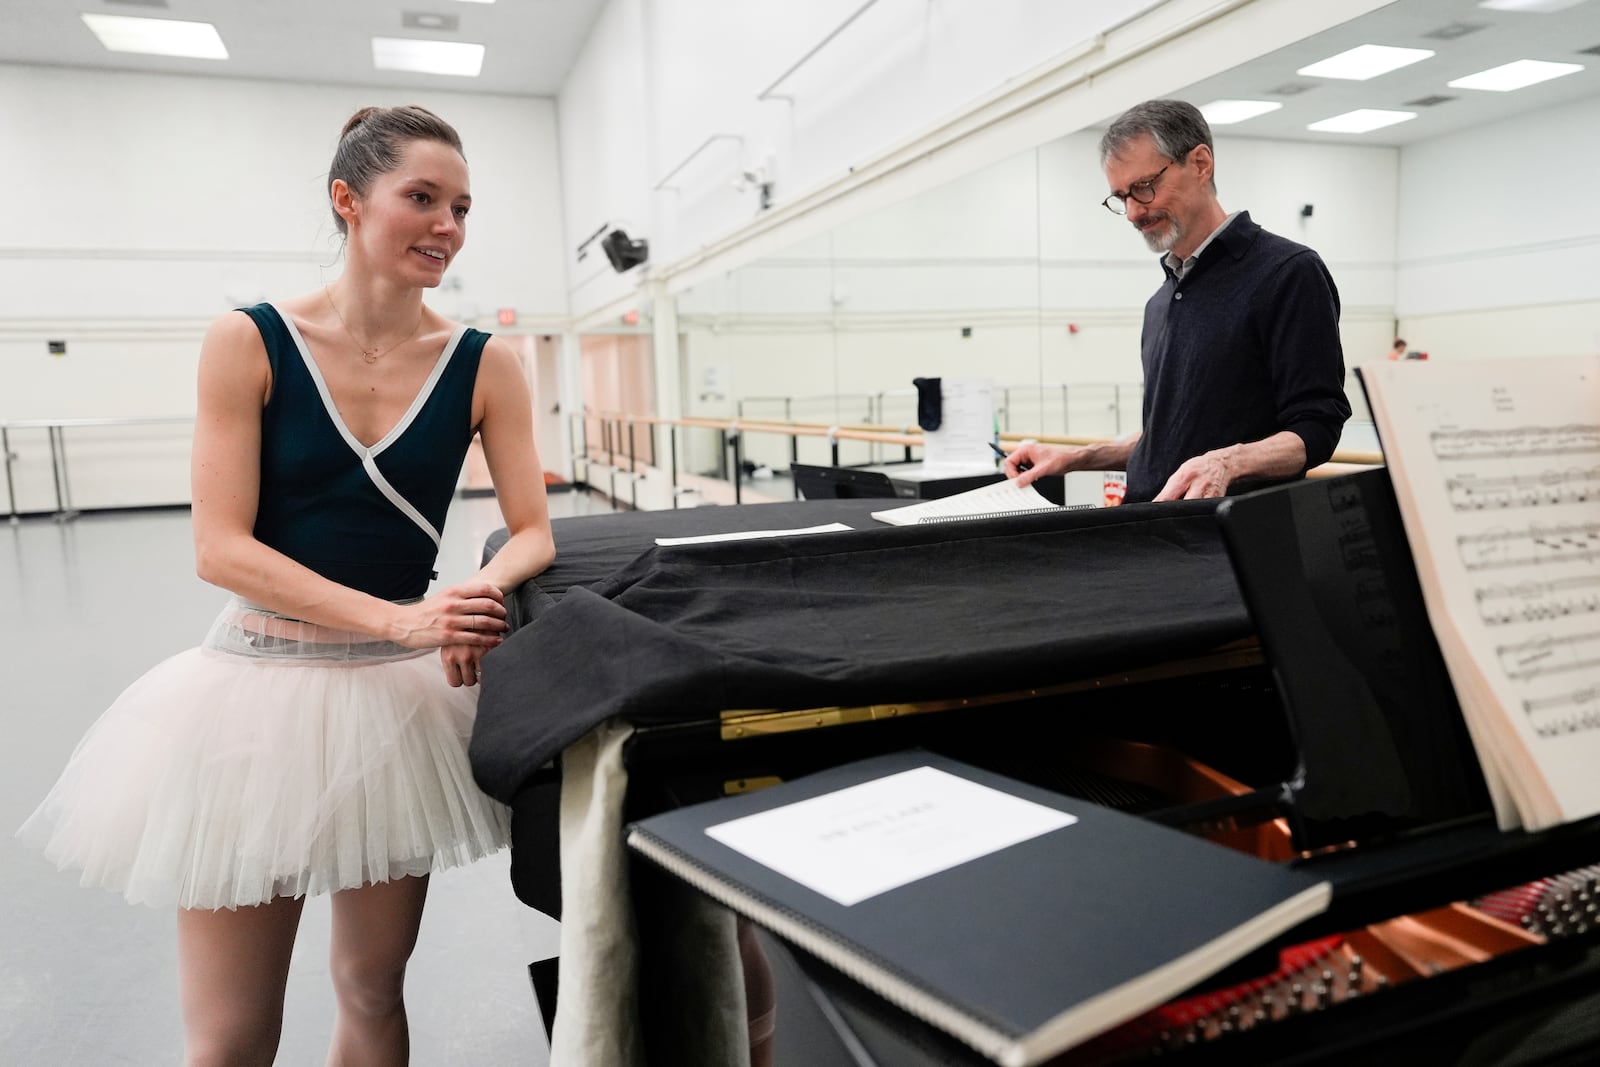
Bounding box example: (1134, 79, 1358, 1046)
(989, 440, 1032, 473)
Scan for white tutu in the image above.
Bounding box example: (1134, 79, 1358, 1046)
(17, 598, 510, 910)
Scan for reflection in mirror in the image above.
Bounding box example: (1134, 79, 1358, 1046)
(673, 0, 1600, 495)
(578, 330, 656, 472)
(677, 148, 1061, 488)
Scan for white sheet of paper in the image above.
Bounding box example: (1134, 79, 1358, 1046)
(655, 523, 852, 546)
(704, 766, 1077, 906)
(922, 377, 995, 473)
(871, 479, 1058, 525)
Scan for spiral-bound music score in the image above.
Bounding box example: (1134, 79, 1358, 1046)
(1359, 357, 1600, 831)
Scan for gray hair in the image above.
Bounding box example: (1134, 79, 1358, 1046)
(1099, 100, 1215, 190)
(328, 105, 465, 236)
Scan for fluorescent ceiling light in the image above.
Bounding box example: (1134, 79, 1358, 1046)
(372, 37, 485, 77)
(1479, 1, 1590, 13)
(1199, 99, 1284, 125)
(1297, 44, 1435, 80)
(80, 13, 228, 60)
(1307, 108, 1418, 133)
(453, 0, 497, 4)
(1447, 58, 1584, 90)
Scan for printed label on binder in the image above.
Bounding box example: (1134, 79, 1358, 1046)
(704, 765, 1077, 906)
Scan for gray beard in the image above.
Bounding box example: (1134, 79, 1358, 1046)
(1138, 214, 1183, 254)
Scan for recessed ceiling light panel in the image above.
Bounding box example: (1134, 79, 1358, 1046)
(1306, 109, 1418, 133)
(372, 37, 485, 77)
(1199, 99, 1284, 125)
(80, 13, 228, 59)
(1447, 59, 1584, 90)
(1297, 44, 1435, 81)
(1479, 1, 1591, 13)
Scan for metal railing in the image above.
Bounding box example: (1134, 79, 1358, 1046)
(567, 409, 1385, 511)
(2, 415, 194, 523)
(737, 382, 1143, 433)
(735, 383, 1145, 466)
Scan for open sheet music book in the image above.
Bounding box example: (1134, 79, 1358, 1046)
(871, 478, 1069, 526)
(1358, 355, 1600, 832)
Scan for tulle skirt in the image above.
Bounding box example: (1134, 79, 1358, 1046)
(17, 597, 511, 910)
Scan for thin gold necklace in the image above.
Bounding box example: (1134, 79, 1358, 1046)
(324, 286, 423, 364)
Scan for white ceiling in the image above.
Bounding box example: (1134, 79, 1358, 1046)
(4, 1, 1596, 138)
(0, 0, 609, 96)
(1172, 0, 1600, 144)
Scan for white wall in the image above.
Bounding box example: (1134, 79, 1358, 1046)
(0, 64, 567, 513)
(1396, 93, 1600, 362)
(557, 0, 1171, 318)
(555, 0, 654, 323)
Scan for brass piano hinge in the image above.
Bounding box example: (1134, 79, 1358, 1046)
(717, 640, 1263, 740)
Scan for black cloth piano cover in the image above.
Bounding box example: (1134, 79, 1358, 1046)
(470, 499, 1253, 804)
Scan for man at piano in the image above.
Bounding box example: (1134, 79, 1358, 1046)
(1004, 98, 1351, 504)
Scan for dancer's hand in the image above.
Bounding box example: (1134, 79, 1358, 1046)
(389, 582, 506, 649)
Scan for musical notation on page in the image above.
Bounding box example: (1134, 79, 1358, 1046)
(1523, 686, 1600, 739)
(1523, 687, 1600, 739)
(1457, 523, 1600, 570)
(1447, 467, 1600, 511)
(1476, 575, 1600, 627)
(1431, 425, 1600, 463)
(1360, 356, 1600, 829)
(1495, 630, 1600, 683)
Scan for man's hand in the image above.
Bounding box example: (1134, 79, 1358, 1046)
(1002, 442, 1084, 488)
(1155, 447, 1236, 501)
(1154, 433, 1307, 501)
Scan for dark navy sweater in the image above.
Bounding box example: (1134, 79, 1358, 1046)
(1125, 211, 1350, 503)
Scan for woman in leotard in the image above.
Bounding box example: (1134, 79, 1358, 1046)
(20, 105, 555, 1066)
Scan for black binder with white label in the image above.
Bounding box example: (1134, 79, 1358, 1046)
(627, 750, 1331, 1067)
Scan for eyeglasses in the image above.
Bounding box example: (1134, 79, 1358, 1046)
(1102, 165, 1170, 215)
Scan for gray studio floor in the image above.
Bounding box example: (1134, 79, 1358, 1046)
(0, 488, 616, 1066)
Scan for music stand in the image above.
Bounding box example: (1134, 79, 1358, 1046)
(1215, 468, 1491, 852)
(790, 464, 901, 501)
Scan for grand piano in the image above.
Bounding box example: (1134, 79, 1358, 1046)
(473, 471, 1600, 1065)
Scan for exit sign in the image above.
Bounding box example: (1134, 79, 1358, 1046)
(497, 308, 517, 326)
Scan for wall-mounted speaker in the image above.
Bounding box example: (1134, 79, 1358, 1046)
(601, 229, 649, 273)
